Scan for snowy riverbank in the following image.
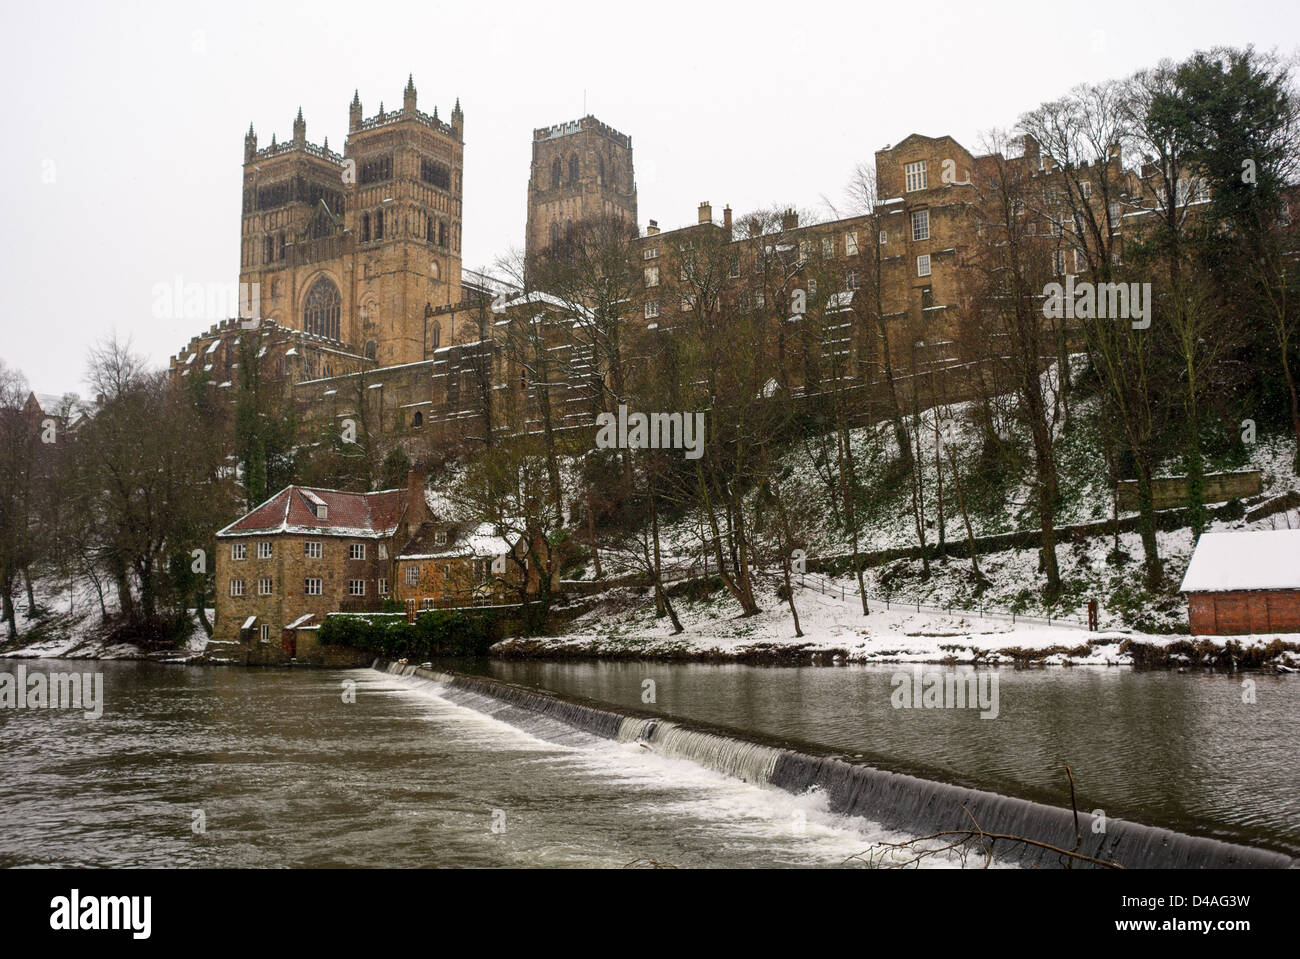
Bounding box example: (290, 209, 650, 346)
(496, 581, 1300, 668)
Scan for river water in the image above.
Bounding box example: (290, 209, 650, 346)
(0, 660, 920, 868)
(2, 658, 1294, 867)
(479, 660, 1300, 856)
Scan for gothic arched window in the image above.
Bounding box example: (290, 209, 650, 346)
(438, 220, 448, 247)
(364, 340, 377, 360)
(361, 213, 370, 243)
(303, 276, 341, 340)
(412, 411, 423, 428)
(426, 215, 435, 243)
(550, 222, 560, 248)
(551, 157, 561, 189)
(432, 324, 441, 350)
(568, 154, 578, 183)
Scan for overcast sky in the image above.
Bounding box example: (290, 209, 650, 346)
(2, 0, 1297, 396)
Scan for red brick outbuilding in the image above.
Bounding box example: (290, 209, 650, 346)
(1181, 530, 1300, 635)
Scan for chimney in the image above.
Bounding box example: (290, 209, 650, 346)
(646, 219, 660, 236)
(698, 201, 712, 225)
(723, 205, 732, 234)
(406, 463, 429, 529)
(781, 208, 799, 231)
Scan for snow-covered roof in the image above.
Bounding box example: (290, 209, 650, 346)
(399, 521, 512, 560)
(1180, 530, 1300, 593)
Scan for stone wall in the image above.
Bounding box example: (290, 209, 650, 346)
(1118, 471, 1262, 512)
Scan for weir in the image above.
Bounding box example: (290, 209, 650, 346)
(377, 661, 1295, 869)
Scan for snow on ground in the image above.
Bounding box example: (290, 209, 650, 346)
(509, 577, 1300, 666)
(1, 570, 212, 661)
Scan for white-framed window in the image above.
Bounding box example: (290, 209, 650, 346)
(378, 578, 389, 596)
(305, 541, 322, 559)
(822, 236, 834, 257)
(905, 160, 927, 192)
(229, 579, 245, 597)
(753, 291, 765, 309)
(379, 543, 388, 560)
(231, 543, 247, 561)
(681, 293, 694, 312)
(644, 301, 659, 319)
(798, 239, 811, 260)
(879, 230, 888, 245)
(1053, 250, 1066, 275)
(434, 530, 447, 546)
(911, 209, 930, 242)
(644, 265, 659, 287)
(349, 544, 366, 560)
(1079, 180, 1092, 199)
(348, 580, 366, 596)
(1073, 249, 1086, 272)
(1111, 250, 1122, 266)
(845, 232, 858, 256)
(406, 566, 418, 586)
(1191, 177, 1209, 203)
(916, 254, 931, 277)
(728, 257, 740, 278)
(1051, 215, 1063, 238)
(258, 577, 273, 596)
(260, 624, 271, 642)
(643, 247, 659, 260)
(846, 270, 860, 290)
(442, 564, 451, 580)
(257, 541, 273, 559)
(1109, 202, 1121, 225)
(808, 279, 817, 299)
(305, 577, 323, 596)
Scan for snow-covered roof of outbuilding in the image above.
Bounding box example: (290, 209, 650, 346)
(1180, 530, 1300, 593)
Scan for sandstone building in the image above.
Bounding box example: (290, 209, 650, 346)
(173, 83, 1201, 463)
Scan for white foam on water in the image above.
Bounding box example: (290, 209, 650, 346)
(370, 668, 996, 868)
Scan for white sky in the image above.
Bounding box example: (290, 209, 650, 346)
(2, 0, 1297, 396)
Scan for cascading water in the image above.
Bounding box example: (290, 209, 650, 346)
(379, 661, 1294, 869)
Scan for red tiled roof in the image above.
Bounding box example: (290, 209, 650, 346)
(218, 486, 407, 538)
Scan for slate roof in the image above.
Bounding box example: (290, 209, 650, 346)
(398, 520, 512, 560)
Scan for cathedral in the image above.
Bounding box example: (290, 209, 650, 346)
(171, 78, 639, 403)
(169, 76, 1108, 453)
(239, 76, 465, 370)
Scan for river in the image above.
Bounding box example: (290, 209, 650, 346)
(2, 657, 1294, 867)
(477, 659, 1300, 855)
(0, 659, 915, 868)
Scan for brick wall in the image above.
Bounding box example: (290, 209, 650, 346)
(1188, 589, 1300, 635)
